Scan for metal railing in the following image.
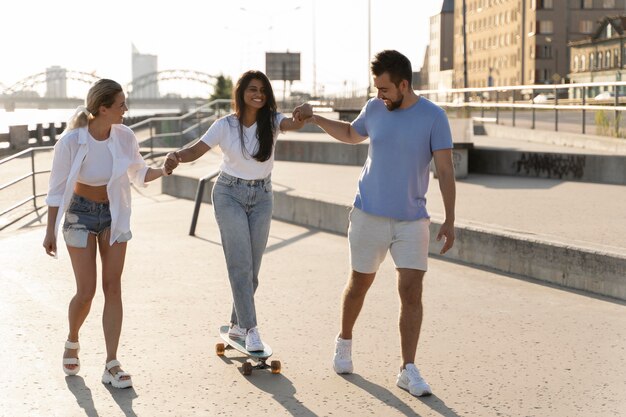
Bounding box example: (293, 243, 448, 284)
(0, 146, 53, 231)
(1, 99, 231, 232)
(131, 99, 231, 159)
(418, 80, 626, 136)
(188, 170, 220, 236)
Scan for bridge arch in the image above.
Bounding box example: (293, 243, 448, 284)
(3, 70, 100, 95)
(127, 69, 218, 98)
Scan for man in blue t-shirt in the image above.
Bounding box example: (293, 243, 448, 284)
(295, 50, 456, 397)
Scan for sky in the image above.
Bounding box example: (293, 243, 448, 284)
(1, 0, 444, 97)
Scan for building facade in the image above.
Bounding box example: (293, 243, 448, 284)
(569, 16, 626, 96)
(132, 44, 159, 99)
(45, 66, 67, 98)
(424, 0, 455, 93)
(453, 0, 626, 88)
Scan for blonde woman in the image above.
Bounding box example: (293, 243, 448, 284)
(43, 79, 169, 388)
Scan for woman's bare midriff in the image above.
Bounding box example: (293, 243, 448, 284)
(74, 182, 108, 202)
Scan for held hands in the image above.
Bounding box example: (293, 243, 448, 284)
(292, 103, 314, 123)
(163, 151, 182, 176)
(436, 221, 455, 255)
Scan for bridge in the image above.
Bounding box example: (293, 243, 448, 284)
(0, 69, 219, 111)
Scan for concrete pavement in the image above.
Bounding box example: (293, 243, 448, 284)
(1, 183, 625, 417)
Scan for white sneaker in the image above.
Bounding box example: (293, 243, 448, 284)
(228, 324, 246, 340)
(333, 336, 353, 374)
(245, 327, 264, 352)
(396, 364, 432, 397)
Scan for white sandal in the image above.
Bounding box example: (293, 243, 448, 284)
(62, 340, 80, 376)
(101, 359, 133, 389)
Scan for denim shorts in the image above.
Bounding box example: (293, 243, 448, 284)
(62, 194, 131, 248)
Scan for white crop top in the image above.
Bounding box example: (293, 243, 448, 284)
(77, 133, 113, 186)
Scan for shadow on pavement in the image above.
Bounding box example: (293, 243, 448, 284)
(265, 229, 319, 254)
(65, 376, 99, 417)
(103, 383, 138, 417)
(342, 373, 462, 417)
(244, 372, 319, 417)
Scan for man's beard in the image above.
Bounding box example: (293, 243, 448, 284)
(384, 94, 403, 111)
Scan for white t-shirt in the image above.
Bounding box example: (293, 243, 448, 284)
(200, 113, 285, 180)
(77, 133, 113, 186)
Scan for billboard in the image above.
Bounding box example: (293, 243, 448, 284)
(265, 52, 301, 81)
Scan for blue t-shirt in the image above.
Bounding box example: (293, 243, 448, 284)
(351, 97, 453, 221)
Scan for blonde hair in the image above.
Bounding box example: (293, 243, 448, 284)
(67, 79, 123, 130)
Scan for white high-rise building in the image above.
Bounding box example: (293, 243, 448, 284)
(132, 44, 159, 98)
(45, 66, 67, 98)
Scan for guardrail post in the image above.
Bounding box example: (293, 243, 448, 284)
(495, 91, 500, 124)
(480, 95, 485, 118)
(582, 86, 586, 134)
(50, 123, 58, 143)
(615, 87, 620, 137)
(178, 119, 183, 148)
(530, 89, 535, 129)
(554, 86, 559, 132)
(30, 149, 37, 211)
(9, 125, 29, 150)
(150, 120, 154, 158)
(512, 90, 516, 127)
(35, 124, 44, 145)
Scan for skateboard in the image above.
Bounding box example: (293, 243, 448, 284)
(215, 325, 281, 375)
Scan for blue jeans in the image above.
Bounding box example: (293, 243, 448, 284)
(212, 172, 273, 329)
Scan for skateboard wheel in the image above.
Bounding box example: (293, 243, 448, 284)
(215, 343, 225, 356)
(270, 360, 281, 374)
(242, 362, 253, 375)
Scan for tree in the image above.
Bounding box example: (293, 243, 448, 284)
(210, 75, 233, 101)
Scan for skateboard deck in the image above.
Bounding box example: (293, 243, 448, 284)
(216, 325, 280, 375)
(218, 325, 272, 358)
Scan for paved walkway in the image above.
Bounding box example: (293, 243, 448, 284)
(1, 183, 625, 417)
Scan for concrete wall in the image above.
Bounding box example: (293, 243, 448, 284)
(470, 148, 626, 185)
(433, 221, 626, 301)
(275, 141, 368, 166)
(162, 174, 626, 301)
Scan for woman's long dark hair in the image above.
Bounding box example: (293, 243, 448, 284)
(233, 70, 277, 162)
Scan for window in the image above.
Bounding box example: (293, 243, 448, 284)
(541, 0, 554, 8)
(581, 0, 593, 8)
(597, 52, 603, 68)
(537, 45, 553, 59)
(589, 53, 595, 69)
(603, 0, 615, 8)
(538, 20, 554, 34)
(605, 51, 611, 68)
(581, 55, 586, 71)
(574, 56, 579, 71)
(580, 20, 594, 34)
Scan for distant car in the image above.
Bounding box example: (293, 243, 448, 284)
(594, 91, 624, 100)
(531, 93, 555, 103)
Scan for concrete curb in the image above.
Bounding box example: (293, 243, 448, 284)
(163, 174, 626, 301)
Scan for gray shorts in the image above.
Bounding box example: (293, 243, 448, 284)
(62, 194, 131, 248)
(348, 207, 430, 273)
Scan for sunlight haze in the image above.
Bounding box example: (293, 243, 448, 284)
(1, 0, 443, 96)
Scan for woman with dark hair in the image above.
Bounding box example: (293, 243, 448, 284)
(165, 70, 305, 351)
(43, 79, 170, 388)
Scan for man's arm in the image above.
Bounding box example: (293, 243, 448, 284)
(294, 103, 367, 144)
(432, 148, 456, 254)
